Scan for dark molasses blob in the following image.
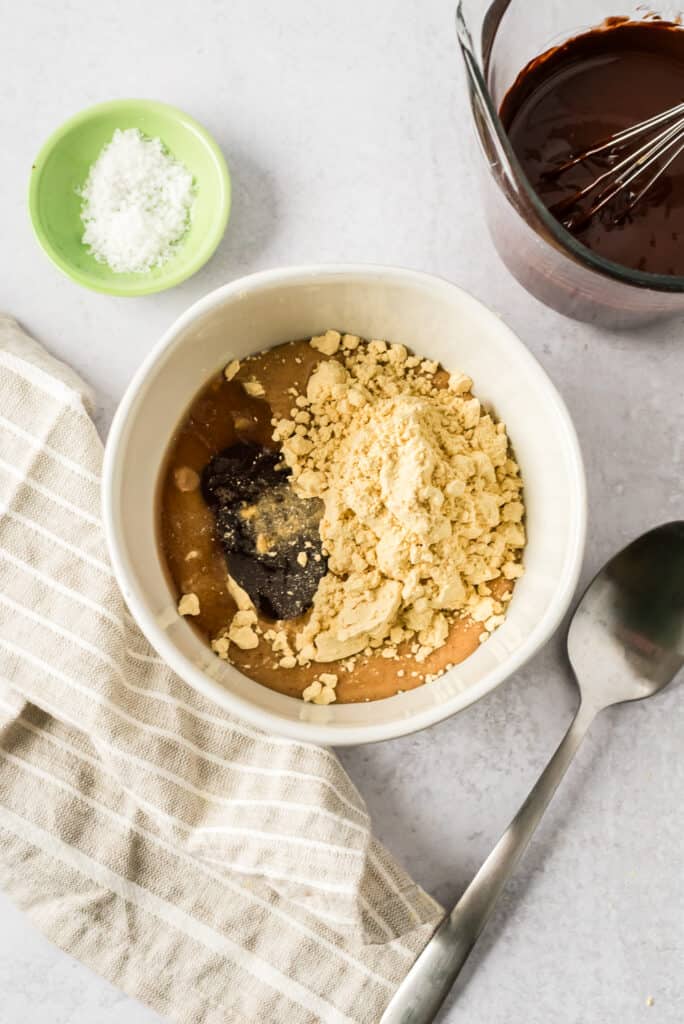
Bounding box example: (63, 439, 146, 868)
(202, 442, 327, 620)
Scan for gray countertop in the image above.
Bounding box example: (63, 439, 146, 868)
(2, 1, 683, 1021)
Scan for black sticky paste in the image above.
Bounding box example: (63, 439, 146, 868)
(201, 442, 327, 620)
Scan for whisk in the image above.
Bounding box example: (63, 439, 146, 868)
(544, 101, 684, 231)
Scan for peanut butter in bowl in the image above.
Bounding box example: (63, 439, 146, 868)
(159, 330, 526, 705)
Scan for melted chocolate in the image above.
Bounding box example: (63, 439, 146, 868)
(201, 442, 327, 620)
(500, 20, 684, 275)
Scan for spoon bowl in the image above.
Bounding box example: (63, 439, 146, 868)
(381, 522, 684, 1024)
(569, 521, 684, 708)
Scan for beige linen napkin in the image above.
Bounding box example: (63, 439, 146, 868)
(0, 316, 441, 1024)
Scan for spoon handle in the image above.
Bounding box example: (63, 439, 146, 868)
(379, 700, 597, 1024)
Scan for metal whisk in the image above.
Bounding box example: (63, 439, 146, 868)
(545, 101, 684, 231)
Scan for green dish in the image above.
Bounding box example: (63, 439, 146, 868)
(28, 99, 231, 296)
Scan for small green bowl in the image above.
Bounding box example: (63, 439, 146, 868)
(28, 99, 231, 296)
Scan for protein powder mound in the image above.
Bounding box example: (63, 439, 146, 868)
(273, 331, 525, 665)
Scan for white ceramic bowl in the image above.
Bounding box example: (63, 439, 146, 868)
(103, 265, 586, 745)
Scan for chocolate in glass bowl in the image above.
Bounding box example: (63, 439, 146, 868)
(499, 19, 684, 276)
(455, 3, 684, 325)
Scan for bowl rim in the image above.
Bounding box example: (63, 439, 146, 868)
(28, 98, 231, 297)
(102, 264, 587, 745)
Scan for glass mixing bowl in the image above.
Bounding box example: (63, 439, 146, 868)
(456, 0, 684, 326)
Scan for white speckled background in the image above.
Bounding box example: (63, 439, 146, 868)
(1, 0, 683, 1020)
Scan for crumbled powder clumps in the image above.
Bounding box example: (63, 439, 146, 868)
(178, 592, 200, 617)
(302, 672, 339, 705)
(224, 360, 241, 381)
(273, 329, 525, 667)
(211, 576, 260, 657)
(174, 466, 200, 492)
(243, 379, 265, 397)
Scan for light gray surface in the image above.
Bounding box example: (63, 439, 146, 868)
(1, 1, 682, 1022)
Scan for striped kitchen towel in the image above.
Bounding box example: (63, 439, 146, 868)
(0, 315, 441, 1024)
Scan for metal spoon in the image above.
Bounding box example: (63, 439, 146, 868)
(380, 522, 684, 1024)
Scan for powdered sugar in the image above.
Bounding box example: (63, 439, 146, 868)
(79, 128, 195, 274)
